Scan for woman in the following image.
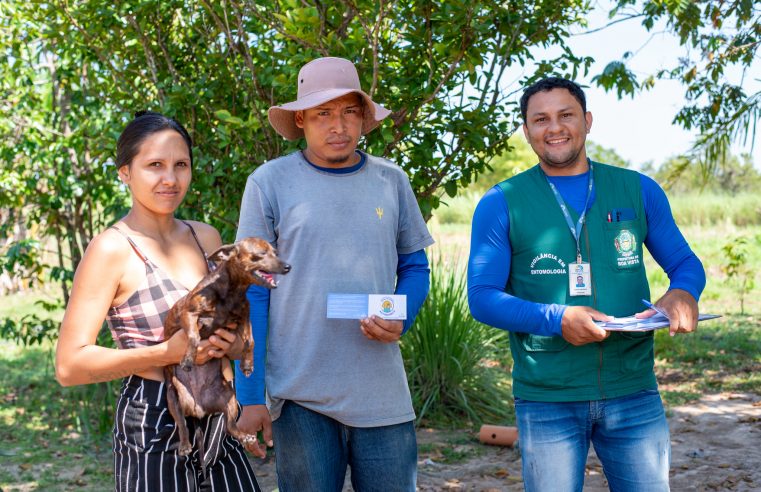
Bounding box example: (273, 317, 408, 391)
(55, 112, 261, 491)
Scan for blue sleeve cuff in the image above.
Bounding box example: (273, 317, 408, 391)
(395, 249, 430, 334)
(668, 271, 705, 302)
(547, 303, 567, 337)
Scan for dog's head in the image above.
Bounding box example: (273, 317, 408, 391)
(209, 237, 291, 289)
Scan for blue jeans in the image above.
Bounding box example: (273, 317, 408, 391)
(516, 389, 670, 492)
(271, 400, 417, 492)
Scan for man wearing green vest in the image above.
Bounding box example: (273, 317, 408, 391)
(467, 77, 706, 491)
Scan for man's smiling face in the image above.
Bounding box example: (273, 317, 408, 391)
(523, 88, 593, 176)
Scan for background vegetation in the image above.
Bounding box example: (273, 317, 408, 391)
(1, 0, 757, 314)
(1, 0, 759, 489)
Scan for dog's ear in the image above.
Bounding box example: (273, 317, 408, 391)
(208, 243, 236, 263)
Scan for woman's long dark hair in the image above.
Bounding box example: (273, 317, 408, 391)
(116, 111, 193, 168)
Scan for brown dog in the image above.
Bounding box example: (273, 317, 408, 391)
(162, 237, 290, 462)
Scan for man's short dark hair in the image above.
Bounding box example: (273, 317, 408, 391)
(520, 77, 587, 121)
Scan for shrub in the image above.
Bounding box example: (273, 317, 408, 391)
(721, 235, 758, 314)
(402, 258, 514, 428)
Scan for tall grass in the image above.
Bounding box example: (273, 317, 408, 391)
(668, 192, 761, 227)
(433, 191, 761, 228)
(402, 258, 514, 428)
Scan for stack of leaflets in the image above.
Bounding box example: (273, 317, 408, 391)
(597, 313, 721, 332)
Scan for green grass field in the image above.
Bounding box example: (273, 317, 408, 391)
(0, 340, 114, 491)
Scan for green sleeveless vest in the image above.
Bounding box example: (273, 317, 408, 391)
(499, 162, 657, 402)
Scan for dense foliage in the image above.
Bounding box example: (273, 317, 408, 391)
(2, 0, 757, 303)
(1, 0, 596, 304)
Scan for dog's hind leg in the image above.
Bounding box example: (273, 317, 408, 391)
(239, 311, 254, 376)
(164, 367, 193, 456)
(178, 310, 201, 371)
(195, 425, 207, 480)
(220, 362, 261, 456)
(223, 392, 260, 455)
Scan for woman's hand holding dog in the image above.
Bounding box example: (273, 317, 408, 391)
(360, 316, 403, 343)
(165, 327, 242, 365)
(201, 327, 245, 361)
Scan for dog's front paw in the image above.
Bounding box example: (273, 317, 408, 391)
(180, 355, 194, 372)
(241, 363, 253, 377)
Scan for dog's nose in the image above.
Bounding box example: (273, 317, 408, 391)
(283, 263, 291, 273)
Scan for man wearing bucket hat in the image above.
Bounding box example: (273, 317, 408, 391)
(234, 57, 434, 491)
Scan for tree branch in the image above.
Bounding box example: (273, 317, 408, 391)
(335, 6, 357, 39)
(228, 0, 278, 147)
(155, 20, 179, 83)
(368, 0, 386, 96)
(243, 0, 329, 56)
(572, 13, 645, 36)
(125, 13, 165, 102)
(56, 0, 121, 88)
(384, 35, 470, 156)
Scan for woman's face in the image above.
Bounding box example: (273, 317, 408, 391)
(118, 129, 192, 216)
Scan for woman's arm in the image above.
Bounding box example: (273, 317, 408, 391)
(55, 230, 194, 386)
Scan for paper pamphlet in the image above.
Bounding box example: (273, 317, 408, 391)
(326, 293, 407, 320)
(598, 313, 721, 332)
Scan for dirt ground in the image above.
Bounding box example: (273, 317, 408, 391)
(2, 392, 758, 491)
(250, 392, 761, 492)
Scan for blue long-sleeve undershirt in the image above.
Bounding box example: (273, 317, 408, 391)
(467, 171, 706, 337)
(234, 249, 430, 405)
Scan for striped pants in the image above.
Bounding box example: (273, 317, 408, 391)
(113, 375, 260, 491)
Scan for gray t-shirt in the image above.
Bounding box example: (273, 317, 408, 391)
(237, 151, 434, 427)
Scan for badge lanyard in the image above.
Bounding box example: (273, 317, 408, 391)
(542, 162, 594, 264)
(543, 162, 594, 296)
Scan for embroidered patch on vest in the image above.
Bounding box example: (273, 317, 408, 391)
(614, 229, 641, 267)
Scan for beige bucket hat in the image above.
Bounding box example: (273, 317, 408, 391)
(268, 57, 392, 141)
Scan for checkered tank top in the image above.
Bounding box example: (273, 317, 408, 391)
(106, 222, 214, 350)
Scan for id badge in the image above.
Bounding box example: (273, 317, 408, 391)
(569, 262, 592, 296)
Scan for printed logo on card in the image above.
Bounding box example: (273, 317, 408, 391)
(380, 297, 395, 315)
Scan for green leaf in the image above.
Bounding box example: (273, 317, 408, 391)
(444, 180, 458, 198)
(214, 110, 233, 122)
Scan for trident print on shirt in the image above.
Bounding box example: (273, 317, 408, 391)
(376, 207, 384, 219)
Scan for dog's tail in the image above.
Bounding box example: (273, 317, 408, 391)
(195, 425, 207, 480)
